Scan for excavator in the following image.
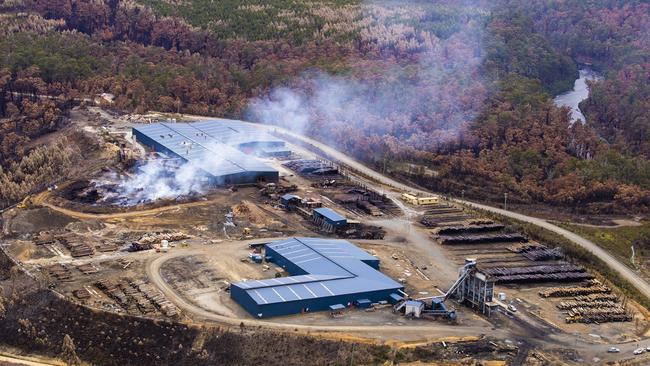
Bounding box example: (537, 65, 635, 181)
(393, 259, 477, 321)
(17, 195, 32, 209)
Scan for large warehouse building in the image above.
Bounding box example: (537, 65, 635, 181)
(230, 237, 404, 318)
(132, 119, 282, 185)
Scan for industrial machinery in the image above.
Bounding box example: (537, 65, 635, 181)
(394, 259, 482, 321)
(17, 195, 32, 209)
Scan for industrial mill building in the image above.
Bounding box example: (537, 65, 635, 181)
(132, 119, 282, 185)
(230, 237, 404, 318)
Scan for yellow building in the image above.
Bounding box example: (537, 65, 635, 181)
(401, 193, 439, 206)
(416, 196, 439, 205)
(401, 193, 419, 205)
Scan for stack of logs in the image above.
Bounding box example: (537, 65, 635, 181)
(58, 235, 94, 257)
(96, 279, 128, 306)
(76, 263, 99, 275)
(46, 264, 72, 282)
(138, 232, 190, 245)
(538, 282, 631, 323)
(94, 278, 179, 317)
(539, 283, 610, 298)
(95, 241, 120, 252)
(565, 307, 632, 324)
(436, 223, 505, 235)
(421, 215, 472, 227)
(481, 264, 592, 284)
(438, 233, 527, 245)
(509, 243, 563, 261)
(130, 279, 179, 317)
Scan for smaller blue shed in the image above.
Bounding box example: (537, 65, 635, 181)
(280, 194, 301, 207)
(313, 207, 347, 228)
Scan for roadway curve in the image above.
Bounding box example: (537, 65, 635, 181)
(254, 123, 650, 303)
(31, 191, 221, 220)
(458, 200, 650, 300)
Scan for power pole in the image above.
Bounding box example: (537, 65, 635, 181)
(461, 190, 465, 200)
(504, 193, 508, 210)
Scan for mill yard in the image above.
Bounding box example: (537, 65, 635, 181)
(2, 107, 650, 365)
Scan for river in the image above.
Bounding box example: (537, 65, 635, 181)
(553, 68, 602, 124)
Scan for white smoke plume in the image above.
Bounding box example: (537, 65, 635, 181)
(103, 140, 234, 204)
(115, 159, 207, 203)
(246, 1, 490, 154)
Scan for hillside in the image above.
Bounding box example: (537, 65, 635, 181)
(0, 0, 648, 214)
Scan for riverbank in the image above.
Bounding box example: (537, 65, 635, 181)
(553, 67, 603, 123)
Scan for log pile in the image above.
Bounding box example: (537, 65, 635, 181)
(481, 264, 591, 284)
(438, 233, 527, 245)
(557, 300, 620, 310)
(573, 293, 618, 302)
(138, 232, 190, 245)
(73, 288, 91, 300)
(436, 223, 505, 235)
(46, 264, 72, 282)
(96, 279, 128, 306)
(96, 241, 120, 252)
(34, 231, 57, 245)
(357, 200, 382, 216)
(539, 284, 611, 298)
(421, 215, 471, 227)
(538, 281, 631, 323)
(76, 263, 99, 275)
(565, 307, 632, 324)
(94, 278, 179, 317)
(509, 243, 563, 261)
(130, 279, 179, 317)
(57, 235, 94, 257)
(121, 280, 155, 314)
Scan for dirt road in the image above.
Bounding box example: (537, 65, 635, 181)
(31, 191, 219, 220)
(0, 353, 63, 366)
(145, 245, 642, 362)
(459, 199, 650, 301)
(146, 248, 504, 340)
(256, 123, 650, 303)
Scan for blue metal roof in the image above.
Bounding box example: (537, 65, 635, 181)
(281, 194, 300, 201)
(232, 237, 402, 306)
(133, 120, 278, 179)
(190, 119, 284, 148)
(313, 207, 347, 223)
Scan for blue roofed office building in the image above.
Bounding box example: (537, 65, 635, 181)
(230, 237, 404, 318)
(132, 119, 281, 185)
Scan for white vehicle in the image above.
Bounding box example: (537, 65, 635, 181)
(633, 348, 644, 355)
(507, 304, 517, 312)
(607, 347, 620, 353)
(646, 346, 650, 352)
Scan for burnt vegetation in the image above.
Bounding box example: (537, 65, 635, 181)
(0, 288, 389, 365)
(0, 0, 646, 214)
(0, 244, 515, 365)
